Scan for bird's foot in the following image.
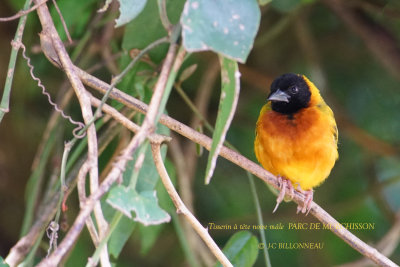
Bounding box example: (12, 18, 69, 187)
(296, 189, 313, 215)
(272, 176, 295, 213)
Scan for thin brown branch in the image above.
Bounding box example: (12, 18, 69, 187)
(5, 115, 125, 266)
(151, 142, 232, 267)
(0, 0, 48, 22)
(158, 0, 172, 32)
(72, 66, 397, 267)
(77, 161, 100, 246)
(34, 1, 110, 265)
(18, 39, 84, 136)
(170, 60, 220, 266)
(51, 0, 72, 44)
(90, 95, 171, 144)
(169, 138, 213, 266)
(36, 162, 121, 266)
(36, 42, 179, 266)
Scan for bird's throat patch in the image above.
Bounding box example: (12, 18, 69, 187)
(261, 108, 319, 140)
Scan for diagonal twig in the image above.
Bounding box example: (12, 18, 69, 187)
(151, 141, 232, 267)
(0, 0, 48, 22)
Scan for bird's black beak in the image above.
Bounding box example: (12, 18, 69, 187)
(267, 89, 290, 103)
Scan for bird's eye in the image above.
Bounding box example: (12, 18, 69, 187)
(290, 86, 299, 94)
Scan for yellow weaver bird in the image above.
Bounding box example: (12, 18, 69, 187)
(254, 73, 338, 214)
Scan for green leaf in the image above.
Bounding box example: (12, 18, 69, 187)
(107, 186, 171, 226)
(0, 257, 9, 267)
(205, 56, 240, 184)
(115, 0, 148, 27)
(181, 0, 260, 63)
(215, 231, 259, 267)
(108, 215, 136, 258)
